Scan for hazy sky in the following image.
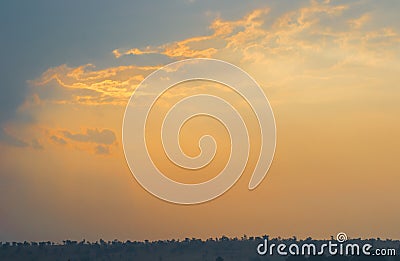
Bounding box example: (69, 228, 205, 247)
(0, 0, 399, 242)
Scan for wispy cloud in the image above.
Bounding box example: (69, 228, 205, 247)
(112, 2, 348, 60)
(348, 13, 371, 29)
(31, 138, 44, 150)
(28, 1, 400, 110)
(112, 0, 398, 73)
(22, 0, 400, 155)
(95, 145, 110, 155)
(45, 128, 117, 155)
(0, 128, 45, 150)
(50, 135, 67, 145)
(62, 128, 116, 145)
(30, 64, 159, 106)
(0, 128, 29, 148)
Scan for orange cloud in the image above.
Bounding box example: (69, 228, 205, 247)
(30, 64, 159, 106)
(348, 13, 371, 29)
(25, 0, 400, 156)
(111, 0, 399, 76)
(111, 2, 349, 60)
(44, 128, 118, 155)
(62, 128, 116, 145)
(50, 135, 67, 145)
(29, 0, 400, 111)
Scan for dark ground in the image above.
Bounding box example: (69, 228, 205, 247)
(0, 236, 399, 261)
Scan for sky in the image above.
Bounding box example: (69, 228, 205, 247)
(0, 0, 399, 242)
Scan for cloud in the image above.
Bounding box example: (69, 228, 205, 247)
(348, 13, 371, 29)
(111, 0, 399, 74)
(0, 128, 44, 150)
(113, 37, 218, 59)
(27, 0, 400, 112)
(29, 64, 159, 106)
(62, 128, 116, 145)
(112, 2, 347, 60)
(95, 145, 110, 155)
(31, 138, 44, 150)
(27, 0, 400, 110)
(50, 135, 67, 145)
(0, 128, 29, 148)
(112, 49, 122, 58)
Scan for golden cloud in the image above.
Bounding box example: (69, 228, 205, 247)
(28, 0, 400, 110)
(30, 64, 159, 106)
(111, 0, 398, 74)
